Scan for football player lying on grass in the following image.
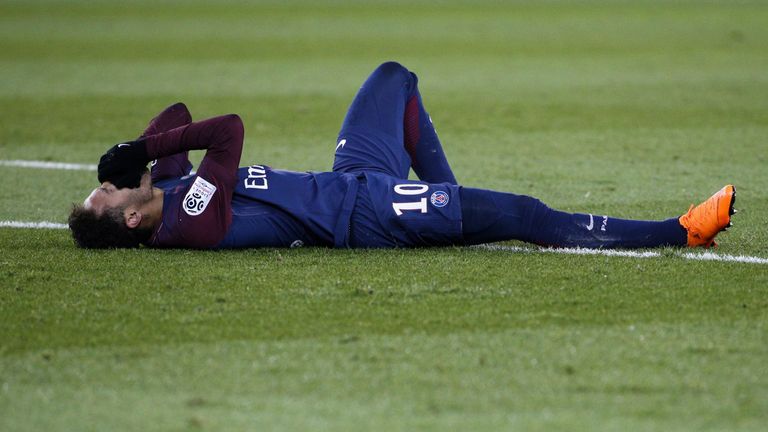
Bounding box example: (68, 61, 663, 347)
(69, 62, 736, 250)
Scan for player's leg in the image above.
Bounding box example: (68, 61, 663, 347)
(333, 62, 411, 178)
(334, 62, 457, 183)
(403, 75, 458, 184)
(460, 188, 685, 248)
(459, 185, 735, 248)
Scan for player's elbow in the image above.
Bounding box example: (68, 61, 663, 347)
(219, 114, 244, 141)
(168, 102, 192, 124)
(209, 114, 245, 153)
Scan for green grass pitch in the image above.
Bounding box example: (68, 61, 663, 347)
(1, 0, 767, 430)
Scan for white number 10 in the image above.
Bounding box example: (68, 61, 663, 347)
(392, 184, 429, 216)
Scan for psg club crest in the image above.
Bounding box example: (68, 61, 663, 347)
(430, 191, 449, 208)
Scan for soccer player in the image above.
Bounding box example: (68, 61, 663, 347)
(69, 62, 736, 250)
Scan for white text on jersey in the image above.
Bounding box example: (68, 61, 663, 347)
(244, 165, 269, 190)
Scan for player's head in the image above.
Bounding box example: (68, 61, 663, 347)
(68, 169, 153, 248)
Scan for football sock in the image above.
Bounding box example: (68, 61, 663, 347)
(403, 74, 458, 185)
(460, 187, 687, 248)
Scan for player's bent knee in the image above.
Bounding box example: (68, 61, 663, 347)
(376, 61, 408, 73)
(372, 61, 411, 82)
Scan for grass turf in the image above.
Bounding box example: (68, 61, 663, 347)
(1, 0, 767, 430)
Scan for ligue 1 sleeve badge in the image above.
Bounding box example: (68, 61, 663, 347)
(183, 176, 217, 216)
(430, 190, 449, 208)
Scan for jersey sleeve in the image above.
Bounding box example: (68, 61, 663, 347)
(139, 103, 194, 182)
(145, 115, 244, 248)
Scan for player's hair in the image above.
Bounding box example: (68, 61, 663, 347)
(68, 204, 150, 249)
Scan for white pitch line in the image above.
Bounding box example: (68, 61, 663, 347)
(679, 251, 768, 265)
(1, 220, 68, 229)
(0, 159, 96, 171)
(477, 244, 768, 265)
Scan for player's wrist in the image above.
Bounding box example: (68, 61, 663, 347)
(97, 138, 150, 188)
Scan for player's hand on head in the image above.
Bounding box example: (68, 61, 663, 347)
(97, 138, 150, 189)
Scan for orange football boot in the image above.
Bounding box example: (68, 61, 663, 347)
(679, 185, 736, 247)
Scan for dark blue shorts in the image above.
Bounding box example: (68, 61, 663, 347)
(349, 172, 463, 248)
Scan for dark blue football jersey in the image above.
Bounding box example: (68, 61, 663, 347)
(152, 165, 360, 249)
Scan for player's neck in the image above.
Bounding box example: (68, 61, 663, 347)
(137, 187, 164, 231)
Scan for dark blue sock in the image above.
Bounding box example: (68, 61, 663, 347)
(460, 187, 687, 248)
(404, 73, 458, 185)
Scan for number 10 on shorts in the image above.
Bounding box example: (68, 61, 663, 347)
(392, 184, 429, 216)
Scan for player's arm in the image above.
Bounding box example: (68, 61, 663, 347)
(139, 102, 194, 182)
(99, 115, 244, 248)
(145, 115, 244, 248)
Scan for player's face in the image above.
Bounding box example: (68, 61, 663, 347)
(84, 171, 152, 216)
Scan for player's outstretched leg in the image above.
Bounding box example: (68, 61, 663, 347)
(459, 185, 736, 249)
(334, 61, 457, 183)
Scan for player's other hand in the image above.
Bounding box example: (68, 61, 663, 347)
(97, 139, 150, 189)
